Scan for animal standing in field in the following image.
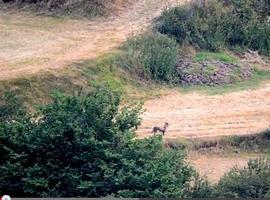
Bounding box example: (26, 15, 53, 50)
(151, 122, 169, 136)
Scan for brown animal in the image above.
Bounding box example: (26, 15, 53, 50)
(151, 122, 169, 136)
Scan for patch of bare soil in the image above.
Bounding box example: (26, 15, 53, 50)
(188, 152, 260, 183)
(0, 0, 187, 80)
(137, 82, 270, 139)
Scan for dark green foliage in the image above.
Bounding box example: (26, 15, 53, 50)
(122, 33, 179, 83)
(0, 88, 201, 197)
(245, 21, 270, 55)
(216, 158, 270, 198)
(0, 91, 26, 121)
(156, 0, 270, 55)
(155, 1, 227, 51)
(186, 174, 215, 198)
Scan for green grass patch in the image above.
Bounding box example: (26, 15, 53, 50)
(179, 69, 270, 95)
(1, 51, 269, 109)
(167, 129, 270, 153)
(193, 52, 238, 63)
(217, 129, 270, 153)
(203, 65, 219, 76)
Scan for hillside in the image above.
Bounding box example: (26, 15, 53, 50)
(0, 0, 270, 196)
(0, 0, 269, 146)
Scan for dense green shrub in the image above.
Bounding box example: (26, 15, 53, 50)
(122, 33, 178, 83)
(155, 0, 270, 55)
(216, 158, 270, 198)
(0, 88, 207, 198)
(186, 174, 215, 198)
(155, 1, 227, 51)
(0, 91, 26, 121)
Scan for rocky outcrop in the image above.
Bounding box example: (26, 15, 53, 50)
(176, 59, 253, 86)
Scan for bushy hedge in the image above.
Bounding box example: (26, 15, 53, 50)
(121, 33, 179, 83)
(155, 0, 270, 55)
(216, 158, 270, 198)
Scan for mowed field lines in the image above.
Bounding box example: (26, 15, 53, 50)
(137, 83, 270, 139)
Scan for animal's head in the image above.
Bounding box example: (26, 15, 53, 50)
(164, 122, 169, 128)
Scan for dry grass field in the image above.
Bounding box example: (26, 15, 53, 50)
(0, 0, 186, 80)
(137, 82, 270, 139)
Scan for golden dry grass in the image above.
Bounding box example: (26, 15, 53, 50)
(137, 82, 270, 139)
(0, 0, 187, 80)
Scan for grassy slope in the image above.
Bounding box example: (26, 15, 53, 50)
(166, 129, 270, 153)
(0, 6, 269, 107)
(1, 48, 269, 108)
(0, 51, 169, 107)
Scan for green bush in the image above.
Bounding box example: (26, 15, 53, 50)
(216, 158, 270, 198)
(156, 1, 226, 51)
(0, 88, 204, 198)
(122, 33, 179, 83)
(186, 174, 215, 198)
(245, 22, 270, 55)
(155, 0, 270, 55)
(0, 91, 26, 121)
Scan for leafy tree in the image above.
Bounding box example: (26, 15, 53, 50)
(0, 88, 202, 197)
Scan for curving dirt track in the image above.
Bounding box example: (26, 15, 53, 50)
(137, 82, 270, 139)
(0, 0, 187, 80)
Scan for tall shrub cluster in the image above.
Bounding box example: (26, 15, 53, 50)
(156, 0, 270, 55)
(216, 158, 270, 198)
(121, 33, 178, 83)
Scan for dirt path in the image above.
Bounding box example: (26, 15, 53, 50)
(0, 0, 187, 80)
(137, 82, 270, 139)
(188, 152, 261, 183)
